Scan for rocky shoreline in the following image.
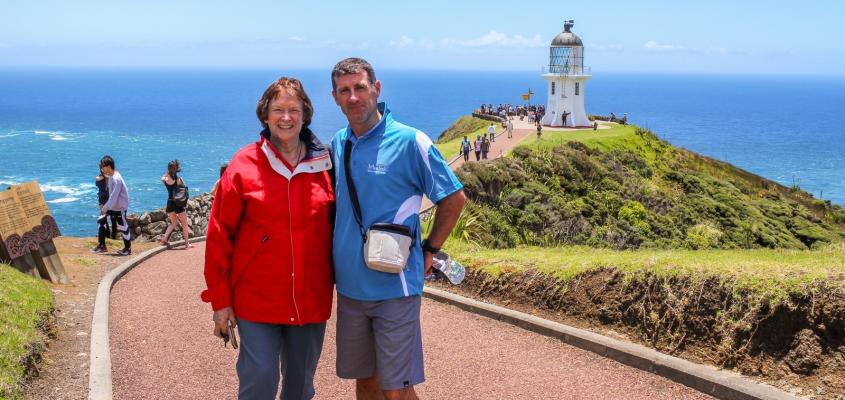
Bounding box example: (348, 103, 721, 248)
(127, 193, 213, 242)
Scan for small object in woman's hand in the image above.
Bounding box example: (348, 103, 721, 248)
(224, 320, 238, 349)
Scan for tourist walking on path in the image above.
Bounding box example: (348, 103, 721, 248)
(202, 77, 335, 400)
(506, 119, 513, 138)
(160, 160, 194, 249)
(330, 57, 466, 400)
(95, 155, 131, 255)
(481, 135, 490, 160)
(461, 135, 471, 162)
(473, 135, 481, 161)
(487, 123, 496, 142)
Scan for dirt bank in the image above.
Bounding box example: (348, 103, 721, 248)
(434, 268, 845, 399)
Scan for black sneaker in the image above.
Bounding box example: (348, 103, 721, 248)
(90, 244, 107, 253)
(116, 248, 132, 256)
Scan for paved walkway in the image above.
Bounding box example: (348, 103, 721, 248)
(422, 119, 613, 210)
(109, 243, 713, 399)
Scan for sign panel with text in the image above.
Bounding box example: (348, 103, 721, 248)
(0, 181, 61, 259)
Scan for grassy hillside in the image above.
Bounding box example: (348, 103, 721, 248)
(454, 124, 845, 250)
(0, 264, 54, 399)
(436, 115, 490, 143)
(434, 116, 491, 160)
(430, 119, 845, 395)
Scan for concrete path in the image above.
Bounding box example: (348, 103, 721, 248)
(109, 243, 713, 399)
(422, 119, 613, 211)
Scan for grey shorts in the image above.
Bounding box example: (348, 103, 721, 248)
(336, 294, 425, 390)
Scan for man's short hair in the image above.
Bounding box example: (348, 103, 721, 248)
(100, 155, 114, 169)
(256, 77, 314, 130)
(331, 57, 377, 91)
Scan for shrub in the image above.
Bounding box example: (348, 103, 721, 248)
(685, 223, 724, 249)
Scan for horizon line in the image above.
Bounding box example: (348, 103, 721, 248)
(1, 65, 844, 78)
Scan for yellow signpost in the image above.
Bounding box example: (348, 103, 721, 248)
(522, 88, 535, 105)
(0, 181, 68, 283)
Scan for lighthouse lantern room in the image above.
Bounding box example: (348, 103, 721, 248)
(541, 20, 591, 127)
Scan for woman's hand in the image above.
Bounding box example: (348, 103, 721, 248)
(212, 307, 237, 338)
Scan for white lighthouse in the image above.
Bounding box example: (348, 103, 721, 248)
(541, 20, 591, 128)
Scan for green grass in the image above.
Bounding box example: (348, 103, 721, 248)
(0, 264, 54, 399)
(521, 124, 656, 157)
(435, 115, 490, 143)
(74, 257, 98, 267)
(444, 240, 845, 304)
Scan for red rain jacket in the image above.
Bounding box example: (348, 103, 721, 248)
(202, 134, 335, 325)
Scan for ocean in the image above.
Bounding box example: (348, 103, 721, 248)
(1, 69, 844, 236)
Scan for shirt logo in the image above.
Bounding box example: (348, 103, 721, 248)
(368, 163, 387, 175)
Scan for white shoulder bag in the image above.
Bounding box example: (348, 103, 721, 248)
(344, 140, 413, 274)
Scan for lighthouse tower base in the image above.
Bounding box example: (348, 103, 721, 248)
(541, 74, 591, 127)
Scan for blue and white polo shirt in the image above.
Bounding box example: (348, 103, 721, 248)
(331, 103, 463, 301)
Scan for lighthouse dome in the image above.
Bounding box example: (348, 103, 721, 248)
(551, 20, 583, 47)
(551, 31, 582, 47)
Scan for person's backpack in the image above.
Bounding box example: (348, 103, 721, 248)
(172, 178, 189, 207)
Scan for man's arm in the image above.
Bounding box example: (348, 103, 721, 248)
(423, 189, 466, 275)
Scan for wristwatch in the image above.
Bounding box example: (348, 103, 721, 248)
(421, 239, 440, 254)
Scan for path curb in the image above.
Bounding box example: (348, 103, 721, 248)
(88, 237, 206, 400)
(422, 287, 801, 400)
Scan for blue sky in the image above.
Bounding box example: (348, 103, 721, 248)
(2, 0, 844, 74)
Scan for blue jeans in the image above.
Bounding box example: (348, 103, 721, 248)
(236, 319, 327, 400)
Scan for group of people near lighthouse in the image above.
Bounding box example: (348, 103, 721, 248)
(171, 57, 462, 400)
(479, 103, 545, 123)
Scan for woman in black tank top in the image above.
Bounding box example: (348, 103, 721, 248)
(160, 160, 193, 249)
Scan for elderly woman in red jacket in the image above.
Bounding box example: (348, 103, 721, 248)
(202, 77, 334, 400)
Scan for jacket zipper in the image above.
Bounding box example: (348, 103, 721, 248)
(287, 178, 302, 323)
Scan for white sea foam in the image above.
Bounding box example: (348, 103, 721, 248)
(0, 178, 21, 187)
(47, 197, 79, 204)
(40, 184, 81, 195)
(33, 129, 74, 141)
(0, 132, 21, 139)
(39, 183, 95, 201)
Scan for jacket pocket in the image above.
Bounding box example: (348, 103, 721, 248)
(231, 234, 270, 289)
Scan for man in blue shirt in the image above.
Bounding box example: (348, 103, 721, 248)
(461, 135, 471, 162)
(330, 58, 466, 400)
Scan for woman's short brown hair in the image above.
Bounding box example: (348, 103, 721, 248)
(255, 77, 314, 130)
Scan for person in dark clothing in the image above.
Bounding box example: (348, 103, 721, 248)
(91, 172, 111, 253)
(160, 160, 194, 249)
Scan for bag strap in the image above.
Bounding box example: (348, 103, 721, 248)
(343, 139, 366, 239)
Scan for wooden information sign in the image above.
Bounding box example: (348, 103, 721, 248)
(0, 181, 68, 283)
